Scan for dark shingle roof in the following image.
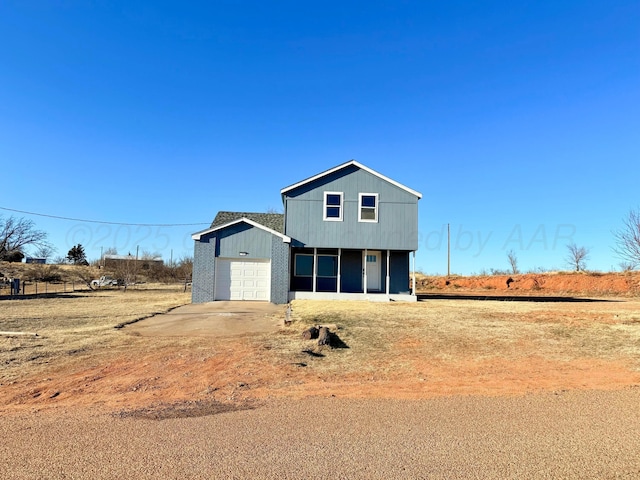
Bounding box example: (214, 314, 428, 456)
(211, 211, 284, 233)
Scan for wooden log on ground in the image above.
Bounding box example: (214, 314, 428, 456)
(302, 326, 319, 340)
(317, 326, 331, 346)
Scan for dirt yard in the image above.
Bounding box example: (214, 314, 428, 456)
(1, 275, 640, 416)
(3, 276, 640, 478)
(418, 270, 640, 296)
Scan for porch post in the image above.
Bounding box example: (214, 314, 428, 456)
(337, 248, 341, 293)
(386, 250, 390, 295)
(412, 251, 416, 295)
(363, 249, 368, 294)
(313, 247, 317, 293)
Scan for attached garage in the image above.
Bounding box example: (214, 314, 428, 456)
(214, 258, 271, 301)
(192, 213, 291, 304)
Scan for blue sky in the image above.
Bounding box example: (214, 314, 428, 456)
(1, 1, 638, 273)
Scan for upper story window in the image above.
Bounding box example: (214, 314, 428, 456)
(323, 192, 343, 221)
(359, 193, 378, 222)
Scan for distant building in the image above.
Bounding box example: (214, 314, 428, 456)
(103, 254, 163, 270)
(25, 257, 47, 264)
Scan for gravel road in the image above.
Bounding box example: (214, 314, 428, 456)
(2, 388, 640, 479)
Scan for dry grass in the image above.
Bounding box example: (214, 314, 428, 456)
(3, 293, 640, 410)
(262, 299, 640, 378)
(0, 285, 191, 383)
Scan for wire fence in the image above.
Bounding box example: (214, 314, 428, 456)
(0, 280, 91, 297)
(0, 280, 192, 298)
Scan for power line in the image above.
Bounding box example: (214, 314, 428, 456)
(0, 206, 209, 227)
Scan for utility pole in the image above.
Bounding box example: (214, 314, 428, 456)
(447, 223, 450, 277)
(134, 245, 139, 288)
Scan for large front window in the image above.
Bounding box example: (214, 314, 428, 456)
(317, 255, 338, 277)
(294, 254, 313, 277)
(316, 254, 338, 292)
(292, 250, 339, 293)
(324, 192, 343, 221)
(294, 254, 338, 278)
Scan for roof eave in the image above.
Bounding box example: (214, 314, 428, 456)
(280, 160, 422, 199)
(192, 217, 291, 243)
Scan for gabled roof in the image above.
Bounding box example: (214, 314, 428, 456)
(280, 160, 423, 199)
(192, 212, 290, 242)
(210, 211, 284, 233)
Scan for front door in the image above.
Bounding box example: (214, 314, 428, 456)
(365, 251, 381, 291)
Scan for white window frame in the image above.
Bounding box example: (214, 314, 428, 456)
(323, 191, 344, 221)
(358, 193, 379, 223)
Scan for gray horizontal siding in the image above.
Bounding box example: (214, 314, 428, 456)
(284, 168, 419, 250)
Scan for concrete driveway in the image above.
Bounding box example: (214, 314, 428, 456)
(126, 301, 286, 337)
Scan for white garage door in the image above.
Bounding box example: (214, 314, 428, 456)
(215, 258, 271, 301)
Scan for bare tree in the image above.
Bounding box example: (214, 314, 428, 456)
(565, 243, 590, 272)
(73, 265, 99, 291)
(613, 208, 640, 270)
(507, 249, 519, 274)
(53, 255, 68, 265)
(33, 244, 56, 260)
(618, 261, 637, 272)
(113, 254, 137, 290)
(139, 250, 163, 263)
(174, 256, 193, 281)
(0, 216, 50, 261)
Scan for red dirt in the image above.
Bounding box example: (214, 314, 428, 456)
(418, 271, 640, 297)
(4, 343, 639, 415)
(2, 272, 639, 415)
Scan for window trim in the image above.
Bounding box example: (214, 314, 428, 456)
(323, 191, 344, 221)
(294, 254, 314, 277)
(358, 193, 379, 223)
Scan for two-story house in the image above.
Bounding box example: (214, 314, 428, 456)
(191, 160, 422, 303)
